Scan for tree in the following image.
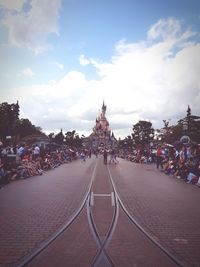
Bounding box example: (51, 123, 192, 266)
(64, 130, 83, 147)
(14, 119, 42, 138)
(132, 120, 154, 147)
(54, 129, 65, 145)
(0, 101, 44, 144)
(0, 102, 19, 142)
(48, 133, 55, 142)
(178, 115, 200, 143)
(178, 106, 200, 143)
(74, 133, 83, 147)
(157, 124, 182, 144)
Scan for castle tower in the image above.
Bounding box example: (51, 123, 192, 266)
(102, 100, 106, 117)
(89, 101, 117, 150)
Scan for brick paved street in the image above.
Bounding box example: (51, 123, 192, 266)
(107, 207, 178, 267)
(1, 157, 200, 267)
(27, 208, 98, 267)
(109, 159, 200, 267)
(91, 160, 114, 238)
(0, 158, 96, 267)
(27, 157, 116, 267)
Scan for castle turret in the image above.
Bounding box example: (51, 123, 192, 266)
(89, 101, 117, 149)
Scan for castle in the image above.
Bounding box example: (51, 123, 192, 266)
(89, 101, 118, 149)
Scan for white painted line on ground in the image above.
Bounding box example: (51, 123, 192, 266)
(91, 191, 94, 206)
(93, 193, 111, 197)
(111, 192, 115, 206)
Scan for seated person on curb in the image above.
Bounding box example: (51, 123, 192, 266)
(0, 162, 8, 188)
(173, 159, 188, 180)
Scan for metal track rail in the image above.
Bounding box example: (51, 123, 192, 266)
(86, 174, 119, 267)
(17, 159, 185, 267)
(17, 161, 98, 267)
(107, 166, 185, 267)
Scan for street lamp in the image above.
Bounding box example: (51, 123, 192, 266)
(149, 133, 154, 148)
(6, 135, 12, 146)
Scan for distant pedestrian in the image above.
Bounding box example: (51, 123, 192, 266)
(33, 144, 40, 160)
(109, 149, 118, 164)
(94, 150, 98, 158)
(114, 153, 119, 164)
(156, 146, 163, 170)
(103, 149, 107, 164)
(179, 146, 187, 162)
(88, 149, 92, 158)
(17, 144, 25, 158)
(80, 151, 86, 162)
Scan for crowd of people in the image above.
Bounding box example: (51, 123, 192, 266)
(156, 144, 200, 185)
(0, 143, 79, 188)
(122, 143, 200, 187)
(102, 149, 119, 165)
(119, 147, 155, 164)
(1, 141, 200, 189)
(0, 142, 121, 188)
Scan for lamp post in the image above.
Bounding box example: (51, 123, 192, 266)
(6, 135, 12, 146)
(124, 141, 127, 150)
(149, 133, 154, 152)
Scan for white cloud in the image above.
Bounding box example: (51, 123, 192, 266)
(147, 18, 197, 52)
(147, 18, 182, 41)
(79, 54, 90, 66)
(2, 18, 200, 138)
(0, 0, 25, 11)
(1, 0, 61, 53)
(20, 67, 35, 77)
(50, 61, 64, 70)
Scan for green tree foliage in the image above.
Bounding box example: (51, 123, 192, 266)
(48, 133, 55, 142)
(189, 119, 200, 143)
(75, 133, 83, 147)
(65, 130, 83, 147)
(178, 115, 200, 143)
(15, 119, 42, 138)
(48, 130, 83, 148)
(154, 109, 200, 145)
(0, 102, 19, 142)
(157, 124, 182, 144)
(54, 129, 65, 145)
(0, 102, 42, 143)
(65, 130, 73, 146)
(118, 136, 132, 149)
(132, 120, 154, 146)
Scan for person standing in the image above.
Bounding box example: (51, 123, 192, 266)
(95, 150, 98, 158)
(156, 146, 163, 170)
(33, 144, 40, 160)
(103, 149, 108, 164)
(80, 150, 86, 162)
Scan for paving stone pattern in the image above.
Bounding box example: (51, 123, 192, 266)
(0, 159, 96, 267)
(109, 159, 200, 267)
(1, 156, 200, 267)
(27, 209, 98, 267)
(108, 207, 178, 267)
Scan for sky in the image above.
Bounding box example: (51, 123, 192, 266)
(0, 0, 200, 138)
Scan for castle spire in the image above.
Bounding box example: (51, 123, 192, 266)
(102, 99, 106, 114)
(187, 105, 191, 117)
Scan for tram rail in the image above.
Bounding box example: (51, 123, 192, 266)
(107, 166, 185, 267)
(17, 158, 185, 267)
(17, 161, 98, 267)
